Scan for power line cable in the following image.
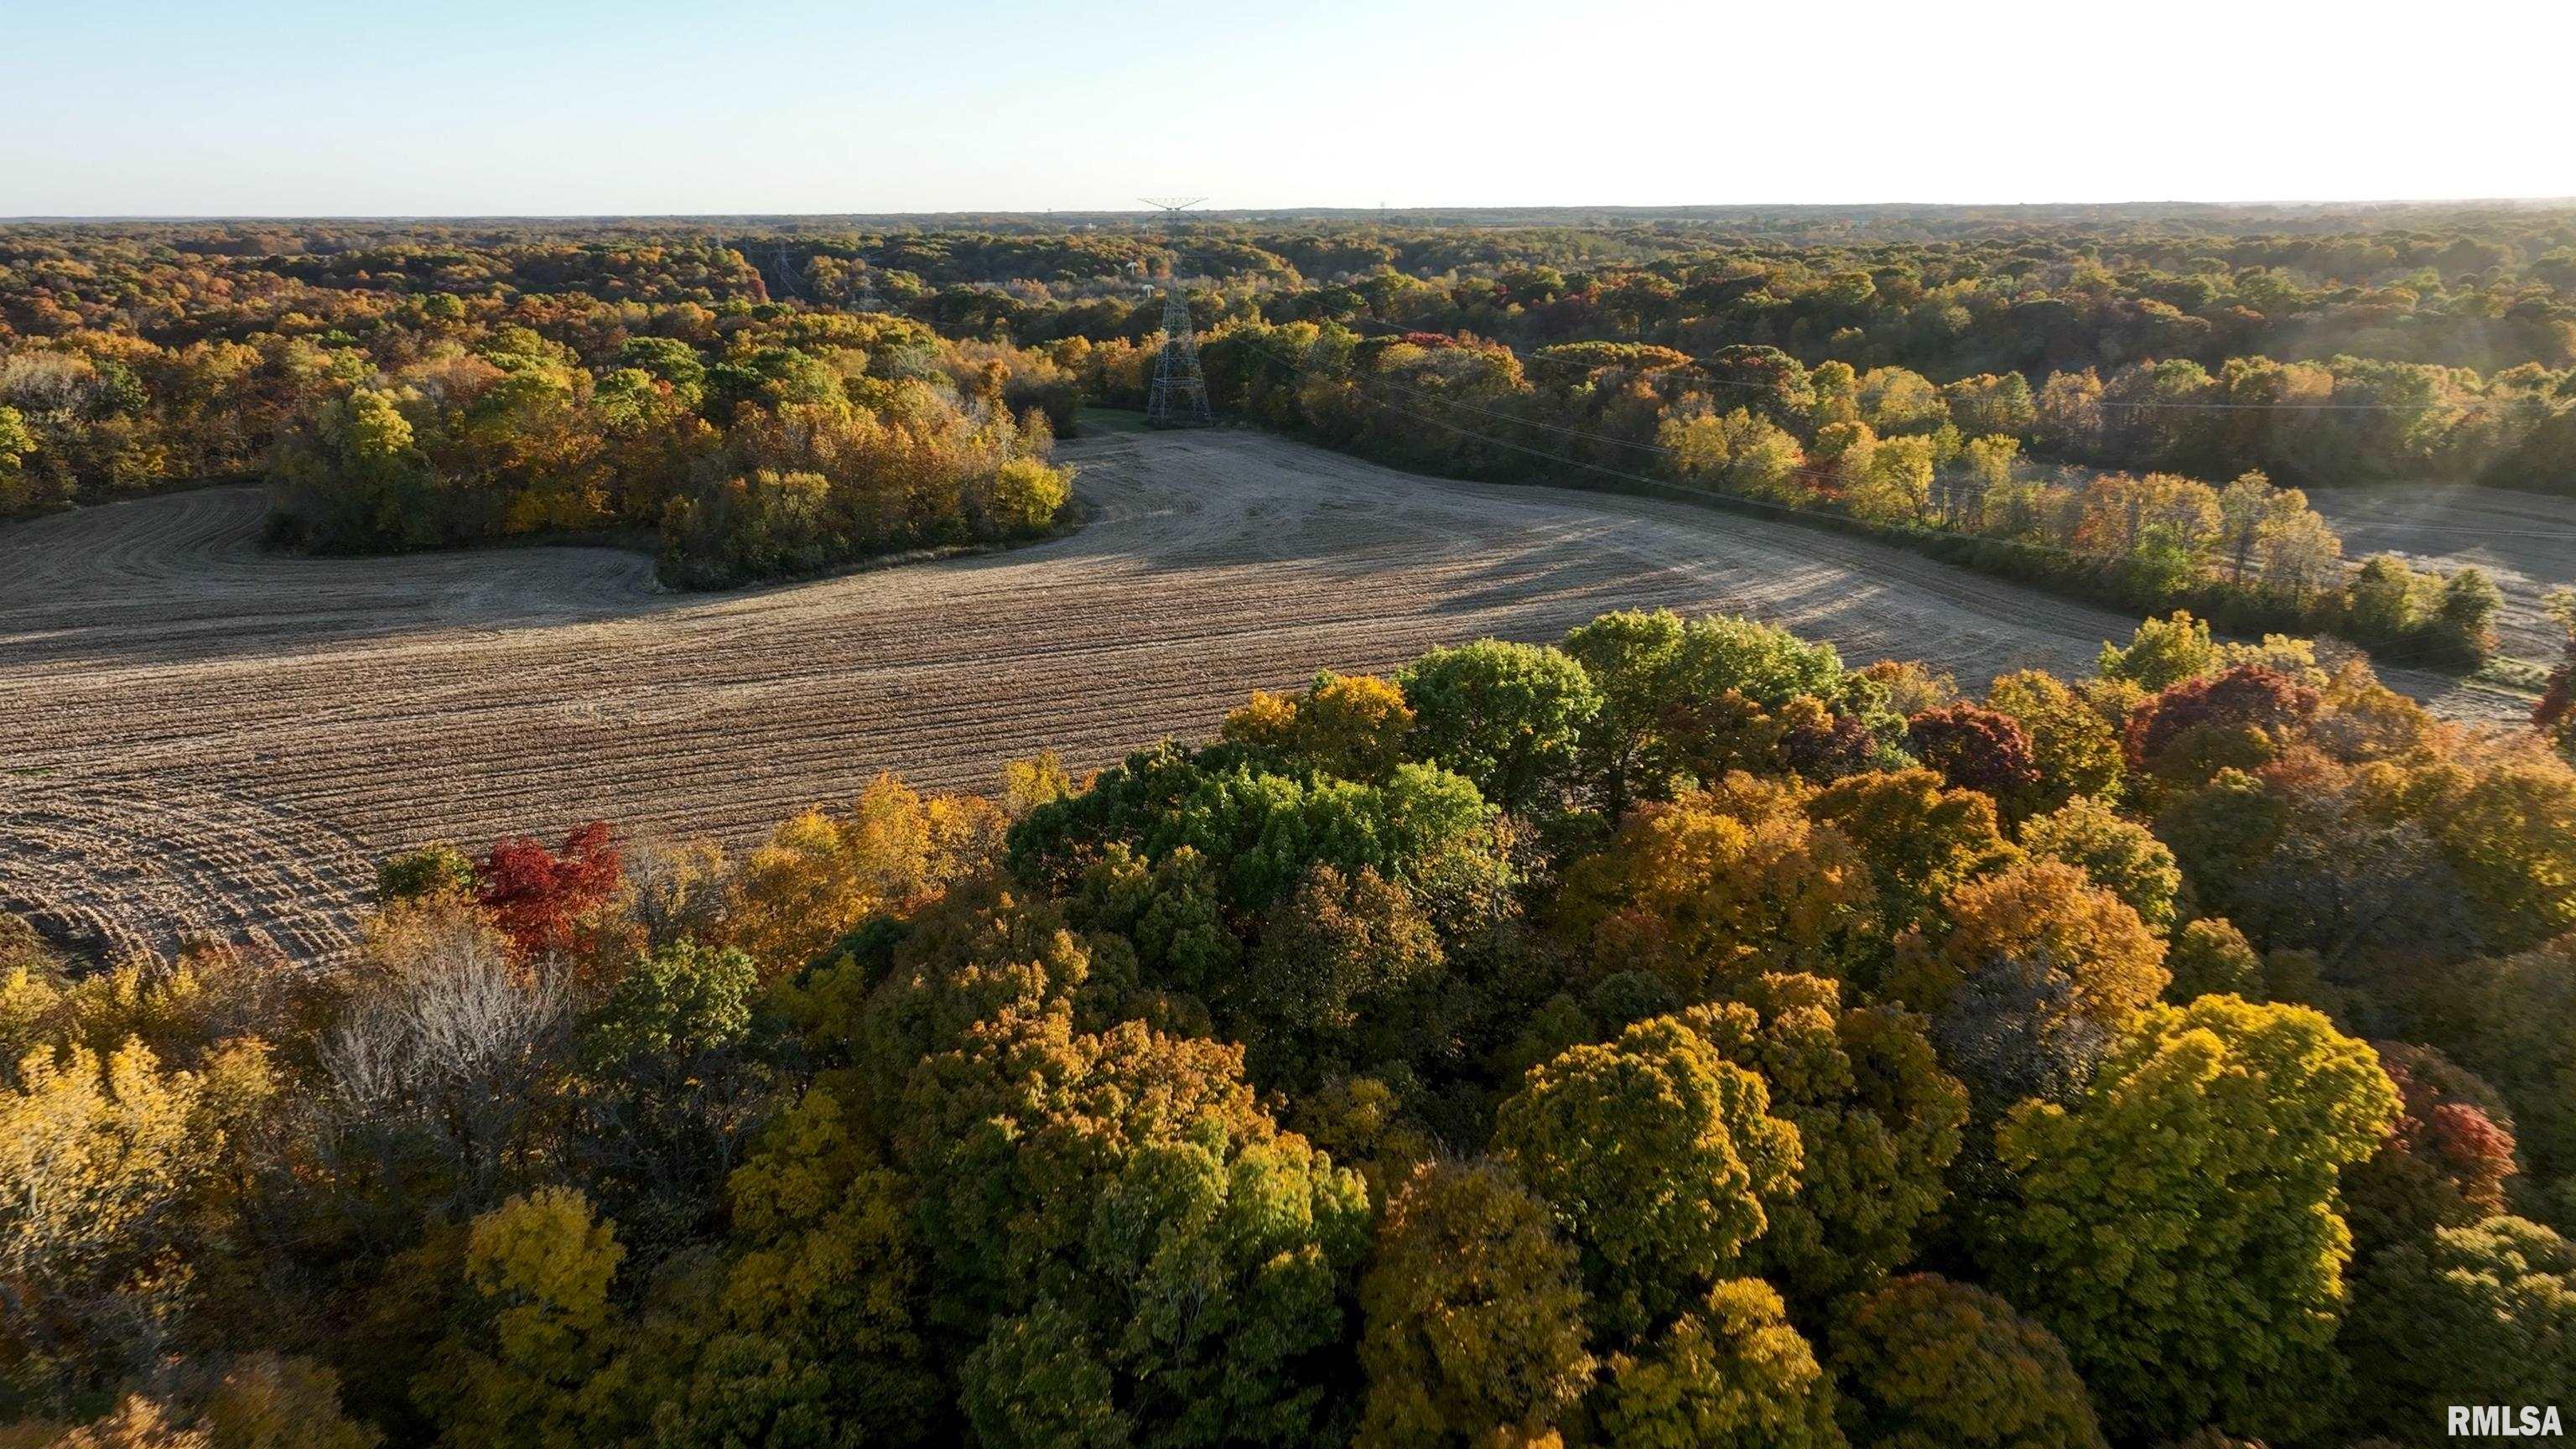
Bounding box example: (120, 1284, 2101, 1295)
(1218, 329, 2554, 677)
(1504, 335, 2513, 412)
(1229, 330, 2184, 570)
(1221, 326, 2576, 547)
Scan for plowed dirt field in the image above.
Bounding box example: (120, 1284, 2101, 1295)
(0, 429, 2525, 963)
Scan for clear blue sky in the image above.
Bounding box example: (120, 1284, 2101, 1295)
(8, 0, 2570, 216)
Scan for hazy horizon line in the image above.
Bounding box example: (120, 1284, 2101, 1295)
(10, 195, 2576, 226)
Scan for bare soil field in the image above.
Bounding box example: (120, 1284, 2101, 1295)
(0, 430, 2527, 964)
(2304, 484, 2576, 662)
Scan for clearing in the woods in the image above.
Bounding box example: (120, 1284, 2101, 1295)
(0, 428, 2536, 963)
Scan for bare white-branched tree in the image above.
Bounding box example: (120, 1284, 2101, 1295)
(320, 901, 570, 1208)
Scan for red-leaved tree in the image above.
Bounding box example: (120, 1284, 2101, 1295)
(475, 821, 621, 960)
(1906, 703, 2043, 803)
(2343, 1041, 2518, 1254)
(2124, 663, 2321, 776)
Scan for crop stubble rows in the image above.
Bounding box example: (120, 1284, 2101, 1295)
(0, 431, 2529, 963)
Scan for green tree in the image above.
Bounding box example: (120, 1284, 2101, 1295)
(1237, 865, 1443, 1088)
(568, 937, 770, 1253)
(2341, 1216, 2575, 1441)
(582, 939, 756, 1065)
(2344, 553, 2418, 639)
(2446, 935, 2576, 1206)
(2162, 917, 2264, 1001)
(1830, 1275, 2106, 1449)
(375, 843, 475, 905)
(1076, 844, 1241, 1001)
(957, 1296, 1130, 1449)
(2095, 612, 2217, 692)
(1395, 640, 1601, 817)
(892, 1009, 1274, 1325)
(1594, 1279, 1846, 1449)
(0, 403, 35, 512)
(1010, 745, 1498, 916)
(1492, 1015, 1800, 1332)
(1665, 613, 1869, 715)
(271, 387, 438, 551)
(2429, 566, 2503, 662)
(1982, 997, 2401, 1441)
(963, 1120, 1372, 1449)
(2537, 586, 2576, 762)
(1561, 609, 1688, 818)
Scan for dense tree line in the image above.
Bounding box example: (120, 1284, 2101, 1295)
(6, 607, 2573, 1446)
(1131, 322, 2501, 664)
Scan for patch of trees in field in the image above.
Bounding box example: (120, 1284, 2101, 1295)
(6, 608, 2575, 1447)
(0, 239, 1077, 585)
(265, 312, 1072, 588)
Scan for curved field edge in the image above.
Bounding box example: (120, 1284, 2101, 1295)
(0, 429, 2532, 965)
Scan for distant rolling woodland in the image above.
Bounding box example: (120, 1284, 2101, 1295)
(3, 204, 2573, 1447)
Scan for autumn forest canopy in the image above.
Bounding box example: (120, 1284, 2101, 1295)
(8, 600, 2576, 1448)
(5, 203, 2576, 1448)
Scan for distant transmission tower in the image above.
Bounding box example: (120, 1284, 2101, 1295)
(1140, 196, 1213, 428)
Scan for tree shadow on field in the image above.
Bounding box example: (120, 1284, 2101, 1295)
(0, 481, 1099, 673)
(1392, 513, 1930, 652)
(0, 486, 699, 672)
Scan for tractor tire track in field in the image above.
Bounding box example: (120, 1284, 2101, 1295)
(0, 429, 2522, 964)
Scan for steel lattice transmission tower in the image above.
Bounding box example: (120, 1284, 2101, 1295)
(1140, 196, 1213, 428)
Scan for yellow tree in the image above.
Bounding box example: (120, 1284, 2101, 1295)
(1888, 861, 2169, 1031)
(1294, 672, 1417, 782)
(0, 1036, 270, 1399)
(1686, 976, 1965, 1304)
(725, 774, 1002, 974)
(1555, 776, 1874, 995)
(1982, 998, 2397, 1441)
(1985, 669, 2126, 807)
(1595, 1279, 1845, 1449)
(416, 1188, 626, 1449)
(1357, 1161, 1595, 1449)
(2018, 796, 2183, 933)
(1830, 1275, 2105, 1449)
(1493, 1015, 1801, 1332)
(1806, 768, 2018, 943)
(1844, 435, 1934, 526)
(1225, 671, 1418, 783)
